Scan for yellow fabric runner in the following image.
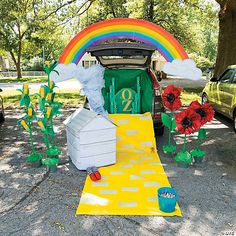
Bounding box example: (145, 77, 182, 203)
(76, 113, 182, 216)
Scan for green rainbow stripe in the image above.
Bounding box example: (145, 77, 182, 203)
(59, 18, 188, 64)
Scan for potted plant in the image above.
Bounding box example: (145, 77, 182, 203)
(35, 61, 62, 172)
(42, 158, 59, 172)
(27, 152, 42, 168)
(190, 128, 207, 163)
(189, 101, 214, 163)
(175, 149, 192, 168)
(161, 85, 182, 156)
(36, 61, 62, 159)
(174, 108, 201, 168)
(17, 85, 42, 167)
(17, 61, 62, 169)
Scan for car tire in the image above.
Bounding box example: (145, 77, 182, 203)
(233, 111, 236, 133)
(155, 126, 164, 136)
(202, 93, 208, 104)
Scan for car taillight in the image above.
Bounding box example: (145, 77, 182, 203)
(154, 88, 161, 96)
(147, 68, 159, 89)
(154, 113, 161, 119)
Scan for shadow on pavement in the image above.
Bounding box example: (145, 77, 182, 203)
(0, 109, 235, 235)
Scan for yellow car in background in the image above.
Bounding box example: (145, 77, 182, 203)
(202, 65, 236, 132)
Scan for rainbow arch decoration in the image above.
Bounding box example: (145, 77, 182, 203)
(59, 18, 189, 64)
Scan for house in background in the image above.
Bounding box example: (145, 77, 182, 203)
(0, 50, 166, 73)
(0, 55, 12, 72)
(78, 51, 166, 71)
(78, 53, 98, 68)
(151, 52, 166, 72)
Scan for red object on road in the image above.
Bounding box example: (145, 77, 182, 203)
(94, 171, 101, 180)
(87, 166, 101, 181)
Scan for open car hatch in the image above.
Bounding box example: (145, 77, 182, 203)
(86, 43, 156, 68)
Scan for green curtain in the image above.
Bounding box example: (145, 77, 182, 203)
(102, 69, 153, 113)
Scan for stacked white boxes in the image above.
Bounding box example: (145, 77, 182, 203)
(64, 108, 116, 170)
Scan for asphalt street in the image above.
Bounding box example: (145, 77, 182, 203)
(0, 77, 235, 236)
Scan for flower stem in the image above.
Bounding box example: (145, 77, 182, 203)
(168, 128, 171, 146)
(44, 133, 50, 149)
(183, 134, 187, 152)
(29, 129, 35, 153)
(47, 73, 50, 87)
(197, 137, 200, 150)
(50, 118, 55, 146)
(168, 111, 174, 146)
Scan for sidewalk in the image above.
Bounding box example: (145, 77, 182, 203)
(0, 80, 81, 91)
(0, 77, 208, 92)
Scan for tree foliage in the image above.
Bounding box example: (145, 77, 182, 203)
(0, 0, 94, 78)
(80, 0, 218, 67)
(0, 0, 220, 76)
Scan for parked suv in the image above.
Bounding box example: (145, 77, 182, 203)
(202, 65, 236, 132)
(85, 43, 164, 136)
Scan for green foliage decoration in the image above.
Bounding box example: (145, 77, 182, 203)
(190, 128, 207, 159)
(17, 60, 62, 168)
(161, 112, 177, 154)
(17, 85, 42, 163)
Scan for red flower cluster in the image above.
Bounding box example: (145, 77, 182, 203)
(189, 101, 214, 126)
(162, 85, 214, 135)
(175, 109, 201, 134)
(162, 85, 182, 111)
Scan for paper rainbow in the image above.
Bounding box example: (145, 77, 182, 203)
(59, 18, 188, 64)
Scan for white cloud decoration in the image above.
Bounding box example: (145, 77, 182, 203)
(50, 63, 83, 83)
(163, 59, 202, 80)
(50, 63, 107, 117)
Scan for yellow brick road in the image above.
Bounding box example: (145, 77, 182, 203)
(77, 113, 182, 216)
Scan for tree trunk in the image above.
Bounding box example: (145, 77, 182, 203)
(214, 1, 236, 76)
(16, 62, 22, 79)
(143, 0, 155, 22)
(9, 51, 22, 79)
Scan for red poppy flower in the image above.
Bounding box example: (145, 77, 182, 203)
(162, 85, 182, 111)
(189, 101, 214, 126)
(175, 108, 201, 134)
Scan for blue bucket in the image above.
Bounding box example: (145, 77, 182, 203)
(158, 187, 178, 213)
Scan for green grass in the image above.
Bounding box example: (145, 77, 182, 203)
(1, 88, 85, 108)
(181, 88, 202, 106)
(0, 76, 48, 83)
(1, 87, 202, 108)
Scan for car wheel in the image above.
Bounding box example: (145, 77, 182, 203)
(202, 93, 208, 104)
(155, 126, 164, 136)
(233, 111, 236, 133)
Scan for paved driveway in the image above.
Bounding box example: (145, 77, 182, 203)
(0, 108, 235, 236)
(160, 77, 208, 89)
